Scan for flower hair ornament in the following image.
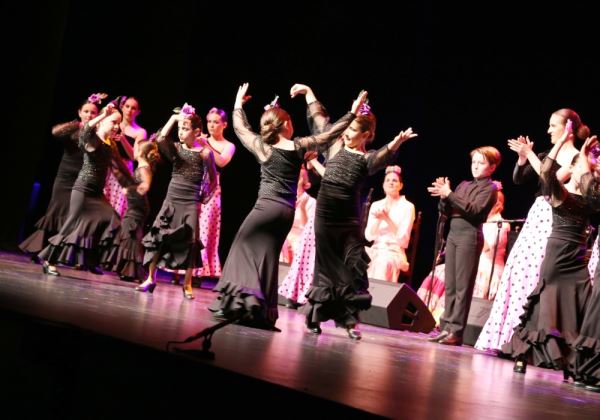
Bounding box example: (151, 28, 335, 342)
(264, 95, 280, 111)
(589, 143, 600, 160)
(147, 132, 158, 143)
(173, 103, 196, 118)
(107, 96, 125, 109)
(88, 92, 108, 105)
(385, 165, 402, 176)
(358, 99, 372, 116)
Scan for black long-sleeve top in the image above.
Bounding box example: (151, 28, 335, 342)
(512, 150, 549, 197)
(232, 106, 354, 208)
(439, 177, 498, 228)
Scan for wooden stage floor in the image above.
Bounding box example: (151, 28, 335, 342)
(1, 251, 599, 419)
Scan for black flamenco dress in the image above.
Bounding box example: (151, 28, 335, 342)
(569, 171, 600, 385)
(302, 146, 400, 329)
(20, 121, 83, 254)
(501, 157, 593, 369)
(298, 100, 401, 329)
(38, 123, 121, 268)
(209, 106, 354, 329)
(102, 165, 151, 280)
(142, 135, 215, 271)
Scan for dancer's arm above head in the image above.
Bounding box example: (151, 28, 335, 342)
(232, 82, 271, 162)
(296, 90, 368, 151)
(80, 102, 118, 152)
(290, 83, 317, 104)
(291, 83, 329, 134)
(366, 127, 418, 175)
(154, 113, 184, 162)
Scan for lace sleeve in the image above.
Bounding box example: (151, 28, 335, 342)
(513, 151, 546, 184)
(78, 122, 100, 151)
(540, 156, 566, 206)
(580, 172, 600, 211)
(365, 144, 396, 175)
(200, 148, 218, 204)
(306, 101, 331, 134)
(233, 108, 270, 162)
(52, 120, 79, 139)
(295, 112, 354, 152)
(156, 130, 178, 162)
(513, 161, 536, 184)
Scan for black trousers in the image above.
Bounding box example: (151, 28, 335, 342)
(440, 218, 483, 336)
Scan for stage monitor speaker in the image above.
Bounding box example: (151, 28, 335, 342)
(463, 297, 493, 346)
(361, 279, 435, 333)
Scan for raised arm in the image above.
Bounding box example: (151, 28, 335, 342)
(156, 114, 181, 162)
(295, 90, 368, 151)
(366, 128, 418, 175)
(232, 83, 270, 162)
(538, 119, 574, 203)
(79, 104, 118, 152)
(52, 120, 80, 138)
(291, 83, 330, 134)
(508, 135, 542, 183)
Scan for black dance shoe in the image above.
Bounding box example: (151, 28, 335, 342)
(285, 299, 299, 309)
(135, 281, 157, 294)
(346, 326, 362, 340)
(562, 368, 584, 385)
(307, 322, 322, 335)
(513, 357, 527, 374)
(30, 255, 40, 264)
(585, 381, 600, 392)
(87, 266, 103, 275)
(42, 261, 60, 276)
(212, 309, 227, 319)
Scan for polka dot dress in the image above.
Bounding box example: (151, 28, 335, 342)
(278, 197, 316, 305)
(103, 161, 132, 218)
(475, 196, 552, 351)
(195, 184, 222, 277)
(588, 234, 599, 284)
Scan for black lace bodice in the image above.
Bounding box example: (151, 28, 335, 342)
(257, 148, 304, 207)
(73, 123, 114, 196)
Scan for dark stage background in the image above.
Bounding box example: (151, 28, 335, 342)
(3, 1, 599, 288)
